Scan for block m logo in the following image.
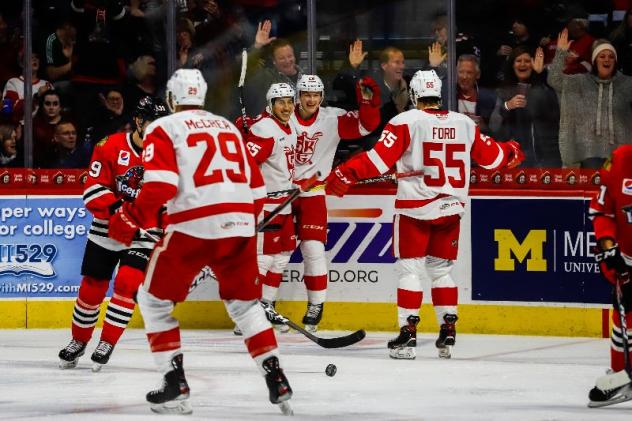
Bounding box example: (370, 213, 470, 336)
(494, 229, 547, 271)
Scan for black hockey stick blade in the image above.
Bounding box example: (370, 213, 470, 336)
(262, 302, 366, 348)
(283, 317, 366, 348)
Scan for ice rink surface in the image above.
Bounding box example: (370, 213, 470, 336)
(1, 328, 631, 420)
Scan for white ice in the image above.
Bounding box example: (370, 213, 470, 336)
(1, 329, 630, 420)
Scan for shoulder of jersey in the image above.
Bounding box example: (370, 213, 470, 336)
(94, 132, 125, 149)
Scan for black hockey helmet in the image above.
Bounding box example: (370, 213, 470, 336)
(134, 96, 169, 126)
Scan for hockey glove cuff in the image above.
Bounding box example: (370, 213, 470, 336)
(356, 76, 381, 108)
(595, 244, 630, 278)
(325, 166, 357, 197)
(502, 140, 525, 169)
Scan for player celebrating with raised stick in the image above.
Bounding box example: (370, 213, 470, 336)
(290, 74, 381, 332)
(242, 82, 298, 333)
(325, 70, 523, 359)
(108, 69, 294, 415)
(58, 96, 169, 372)
(587, 145, 632, 407)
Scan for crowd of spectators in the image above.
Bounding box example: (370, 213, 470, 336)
(1, 0, 632, 171)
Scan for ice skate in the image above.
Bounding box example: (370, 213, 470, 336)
(262, 356, 293, 415)
(388, 315, 420, 360)
(58, 339, 87, 369)
(146, 354, 192, 415)
(436, 314, 458, 359)
(262, 301, 290, 333)
(90, 340, 114, 372)
(302, 302, 324, 333)
(588, 369, 632, 407)
(233, 324, 243, 336)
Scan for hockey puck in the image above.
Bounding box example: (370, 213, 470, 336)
(325, 363, 337, 377)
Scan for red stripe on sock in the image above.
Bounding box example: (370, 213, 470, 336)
(397, 289, 423, 310)
(147, 327, 181, 353)
(264, 272, 283, 288)
(304, 274, 327, 291)
(244, 328, 278, 358)
(431, 287, 458, 306)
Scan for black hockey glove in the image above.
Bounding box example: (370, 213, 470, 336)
(595, 244, 630, 277)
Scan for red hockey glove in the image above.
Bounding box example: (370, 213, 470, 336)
(108, 205, 140, 246)
(356, 76, 381, 108)
(325, 166, 357, 197)
(502, 140, 525, 169)
(234, 115, 255, 136)
(595, 244, 630, 279)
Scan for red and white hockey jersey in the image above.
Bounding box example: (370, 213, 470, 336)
(343, 109, 510, 220)
(245, 112, 296, 213)
(291, 104, 379, 196)
(82, 132, 158, 250)
(589, 145, 632, 269)
(133, 109, 266, 239)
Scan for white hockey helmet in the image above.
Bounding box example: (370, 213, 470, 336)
(409, 70, 442, 105)
(266, 82, 295, 109)
(165, 68, 207, 112)
(297, 74, 324, 95)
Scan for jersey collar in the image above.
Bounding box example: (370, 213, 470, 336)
(294, 106, 320, 126)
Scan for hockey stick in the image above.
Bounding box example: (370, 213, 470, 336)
(256, 172, 321, 231)
(267, 169, 425, 198)
(615, 275, 632, 377)
(238, 48, 249, 133)
(261, 301, 366, 349)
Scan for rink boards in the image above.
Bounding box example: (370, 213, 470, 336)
(0, 190, 612, 337)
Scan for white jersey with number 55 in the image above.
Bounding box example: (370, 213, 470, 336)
(141, 109, 266, 239)
(352, 109, 508, 220)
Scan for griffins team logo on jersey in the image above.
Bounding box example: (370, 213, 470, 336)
(295, 131, 323, 164)
(622, 178, 632, 196)
(116, 165, 144, 201)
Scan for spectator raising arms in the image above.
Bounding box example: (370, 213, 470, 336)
(244, 21, 303, 116)
(490, 46, 561, 167)
(548, 29, 632, 168)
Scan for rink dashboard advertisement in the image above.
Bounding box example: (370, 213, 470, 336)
(0, 196, 87, 298)
(470, 196, 610, 304)
(0, 190, 608, 306)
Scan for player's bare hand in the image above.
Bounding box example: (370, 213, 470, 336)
(428, 42, 447, 67)
(254, 20, 276, 49)
(349, 39, 368, 69)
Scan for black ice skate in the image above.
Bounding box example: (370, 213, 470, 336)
(588, 369, 632, 408)
(90, 340, 114, 372)
(262, 301, 289, 333)
(436, 314, 458, 359)
(387, 315, 420, 360)
(302, 302, 324, 332)
(58, 339, 87, 369)
(146, 354, 192, 415)
(262, 356, 293, 415)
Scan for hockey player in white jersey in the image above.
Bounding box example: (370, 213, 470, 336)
(289, 74, 381, 331)
(242, 82, 298, 333)
(325, 70, 524, 359)
(108, 69, 293, 415)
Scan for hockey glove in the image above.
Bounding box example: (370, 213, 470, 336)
(356, 76, 381, 108)
(502, 140, 525, 169)
(108, 205, 140, 246)
(595, 244, 630, 278)
(325, 166, 357, 197)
